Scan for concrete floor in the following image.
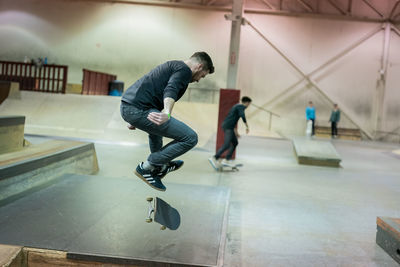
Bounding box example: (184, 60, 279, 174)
(27, 134, 400, 266)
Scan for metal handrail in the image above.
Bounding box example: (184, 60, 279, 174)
(250, 103, 280, 131)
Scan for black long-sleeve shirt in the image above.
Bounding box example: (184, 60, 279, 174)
(222, 104, 247, 130)
(122, 60, 192, 110)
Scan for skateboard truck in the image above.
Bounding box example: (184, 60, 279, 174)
(146, 197, 166, 230)
(146, 197, 180, 230)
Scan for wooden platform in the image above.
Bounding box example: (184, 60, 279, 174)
(0, 116, 25, 154)
(376, 217, 400, 265)
(315, 126, 361, 140)
(292, 137, 341, 167)
(0, 244, 24, 267)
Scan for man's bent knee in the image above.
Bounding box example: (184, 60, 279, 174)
(185, 131, 198, 148)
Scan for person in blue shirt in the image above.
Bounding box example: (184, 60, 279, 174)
(305, 101, 316, 136)
(120, 52, 214, 191)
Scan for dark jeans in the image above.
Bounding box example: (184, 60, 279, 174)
(120, 102, 198, 166)
(310, 118, 315, 136)
(331, 122, 338, 136)
(215, 128, 238, 160)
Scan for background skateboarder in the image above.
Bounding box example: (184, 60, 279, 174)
(121, 52, 214, 191)
(329, 103, 340, 138)
(209, 96, 252, 169)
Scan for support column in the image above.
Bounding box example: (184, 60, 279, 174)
(372, 23, 391, 138)
(226, 0, 244, 89)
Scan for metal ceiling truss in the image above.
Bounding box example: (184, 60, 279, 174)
(74, 0, 398, 23)
(244, 18, 385, 139)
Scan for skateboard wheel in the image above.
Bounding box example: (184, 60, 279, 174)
(160, 225, 166, 230)
(146, 197, 153, 202)
(146, 218, 152, 223)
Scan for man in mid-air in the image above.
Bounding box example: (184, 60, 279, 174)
(121, 52, 214, 191)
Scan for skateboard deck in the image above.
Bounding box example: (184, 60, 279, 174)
(221, 163, 243, 171)
(146, 197, 180, 230)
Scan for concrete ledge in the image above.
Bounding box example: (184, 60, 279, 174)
(376, 217, 400, 265)
(0, 140, 98, 203)
(0, 244, 24, 267)
(292, 137, 341, 167)
(0, 116, 25, 154)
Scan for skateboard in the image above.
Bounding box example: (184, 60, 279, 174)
(221, 162, 243, 171)
(146, 197, 180, 230)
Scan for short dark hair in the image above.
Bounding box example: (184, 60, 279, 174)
(191, 52, 214, 74)
(241, 96, 252, 103)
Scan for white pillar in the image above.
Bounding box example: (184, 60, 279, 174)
(372, 23, 391, 138)
(226, 0, 244, 89)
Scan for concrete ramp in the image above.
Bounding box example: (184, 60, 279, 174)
(0, 91, 219, 147)
(292, 137, 341, 167)
(0, 174, 230, 267)
(0, 140, 98, 202)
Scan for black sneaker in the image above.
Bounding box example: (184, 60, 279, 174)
(134, 163, 166, 191)
(158, 160, 184, 179)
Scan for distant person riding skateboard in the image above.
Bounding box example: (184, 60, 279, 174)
(209, 96, 252, 170)
(120, 52, 214, 191)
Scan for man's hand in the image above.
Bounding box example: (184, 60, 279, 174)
(147, 112, 169, 125)
(246, 128, 249, 134)
(127, 124, 136, 130)
(234, 128, 240, 138)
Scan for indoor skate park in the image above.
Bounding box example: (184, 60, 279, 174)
(1, 0, 400, 266)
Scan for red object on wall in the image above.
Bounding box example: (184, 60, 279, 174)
(82, 69, 117, 95)
(216, 88, 240, 159)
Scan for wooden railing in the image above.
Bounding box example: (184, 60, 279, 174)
(0, 60, 68, 93)
(82, 69, 117, 95)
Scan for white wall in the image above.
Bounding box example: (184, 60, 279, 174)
(238, 14, 400, 138)
(1, 0, 400, 140)
(0, 0, 230, 88)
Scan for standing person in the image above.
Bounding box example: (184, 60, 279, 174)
(305, 101, 316, 136)
(329, 103, 340, 138)
(120, 52, 214, 191)
(208, 96, 252, 170)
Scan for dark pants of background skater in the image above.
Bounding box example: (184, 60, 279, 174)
(331, 121, 338, 136)
(215, 128, 238, 160)
(310, 119, 315, 136)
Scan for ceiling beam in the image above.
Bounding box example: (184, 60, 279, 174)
(259, 0, 276, 10)
(360, 0, 384, 18)
(295, 0, 314, 12)
(66, 0, 386, 23)
(243, 7, 384, 23)
(326, 0, 347, 15)
(206, 0, 217, 6)
(347, 0, 352, 16)
(389, 0, 400, 20)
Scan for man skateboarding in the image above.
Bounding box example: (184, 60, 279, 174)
(209, 96, 252, 169)
(120, 52, 214, 191)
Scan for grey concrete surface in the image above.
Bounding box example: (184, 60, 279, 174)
(0, 173, 230, 267)
(25, 135, 400, 266)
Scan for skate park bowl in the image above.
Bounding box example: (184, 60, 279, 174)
(0, 91, 231, 267)
(291, 136, 342, 167)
